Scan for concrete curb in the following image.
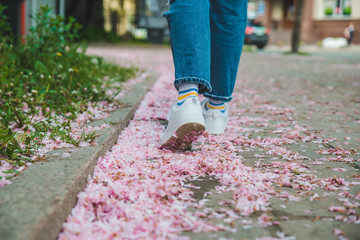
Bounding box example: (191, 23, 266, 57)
(0, 75, 157, 240)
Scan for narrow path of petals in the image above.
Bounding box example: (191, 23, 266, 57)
(59, 47, 360, 240)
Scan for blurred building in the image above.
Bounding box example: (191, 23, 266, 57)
(249, 0, 360, 44)
(134, 0, 169, 43)
(0, 0, 64, 41)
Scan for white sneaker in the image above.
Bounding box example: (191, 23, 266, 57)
(160, 97, 205, 149)
(202, 99, 228, 134)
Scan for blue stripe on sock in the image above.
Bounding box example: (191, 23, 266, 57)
(205, 100, 226, 113)
(179, 88, 198, 95)
(177, 95, 198, 106)
(205, 104, 225, 113)
(177, 100, 185, 106)
(208, 101, 225, 106)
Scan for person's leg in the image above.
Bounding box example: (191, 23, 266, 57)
(163, 0, 212, 93)
(202, 0, 247, 134)
(161, 0, 211, 149)
(204, 0, 247, 102)
(349, 32, 354, 45)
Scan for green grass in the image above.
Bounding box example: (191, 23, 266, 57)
(242, 45, 256, 52)
(283, 51, 311, 56)
(0, 5, 137, 166)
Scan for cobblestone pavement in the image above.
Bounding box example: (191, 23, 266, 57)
(59, 46, 360, 240)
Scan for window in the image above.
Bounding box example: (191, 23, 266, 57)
(343, 0, 352, 15)
(324, 0, 352, 17)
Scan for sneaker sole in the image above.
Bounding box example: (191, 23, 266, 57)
(160, 122, 205, 150)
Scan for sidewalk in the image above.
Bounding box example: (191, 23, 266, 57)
(55, 46, 360, 240)
(264, 44, 360, 53)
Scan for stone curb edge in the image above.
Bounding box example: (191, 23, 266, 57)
(0, 74, 157, 240)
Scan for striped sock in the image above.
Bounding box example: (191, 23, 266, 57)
(205, 99, 226, 113)
(177, 83, 199, 106)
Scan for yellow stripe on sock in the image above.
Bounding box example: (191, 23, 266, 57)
(178, 92, 198, 101)
(207, 102, 225, 110)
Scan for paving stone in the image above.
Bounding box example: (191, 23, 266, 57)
(279, 220, 360, 240)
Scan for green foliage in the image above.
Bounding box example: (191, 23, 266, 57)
(242, 45, 255, 52)
(80, 26, 122, 43)
(343, 7, 351, 15)
(283, 51, 311, 56)
(25, 7, 81, 55)
(325, 8, 333, 16)
(0, 5, 12, 43)
(0, 5, 137, 165)
(80, 27, 109, 42)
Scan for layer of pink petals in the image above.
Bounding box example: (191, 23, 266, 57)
(58, 52, 359, 239)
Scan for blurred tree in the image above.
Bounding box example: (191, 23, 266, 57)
(110, 0, 125, 35)
(291, 0, 304, 53)
(66, 0, 104, 29)
(118, 0, 124, 8)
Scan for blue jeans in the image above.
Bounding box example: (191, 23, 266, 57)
(163, 0, 247, 102)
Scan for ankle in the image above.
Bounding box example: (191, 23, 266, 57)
(205, 99, 226, 112)
(177, 83, 199, 106)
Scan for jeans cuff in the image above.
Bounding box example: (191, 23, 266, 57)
(203, 93, 233, 102)
(174, 77, 212, 94)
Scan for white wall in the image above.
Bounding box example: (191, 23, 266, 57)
(352, 0, 360, 18)
(312, 0, 324, 20)
(26, 0, 64, 30)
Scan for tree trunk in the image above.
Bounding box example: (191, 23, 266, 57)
(66, 0, 104, 28)
(66, 0, 80, 17)
(291, 0, 304, 53)
(85, 0, 94, 27)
